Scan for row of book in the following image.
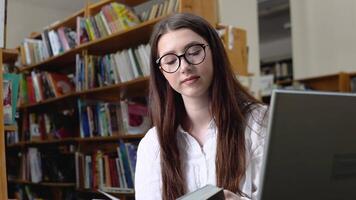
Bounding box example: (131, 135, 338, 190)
(78, 2, 140, 43)
(6, 130, 19, 145)
(134, 0, 180, 22)
(8, 147, 75, 183)
(75, 140, 137, 190)
(260, 60, 293, 82)
(9, 185, 75, 200)
(78, 98, 151, 138)
(20, 27, 77, 66)
(18, 71, 74, 105)
(18, 0, 178, 67)
(21, 109, 78, 142)
(75, 43, 150, 91)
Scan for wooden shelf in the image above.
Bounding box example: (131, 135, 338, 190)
(6, 134, 145, 149)
(81, 16, 163, 55)
(1, 49, 18, 63)
(4, 125, 17, 131)
(276, 72, 352, 92)
(8, 179, 75, 187)
(76, 134, 145, 142)
(18, 16, 164, 72)
(18, 92, 77, 110)
(18, 76, 149, 110)
(77, 188, 135, 194)
(79, 76, 149, 101)
(6, 142, 25, 148)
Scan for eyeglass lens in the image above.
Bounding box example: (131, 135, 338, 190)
(159, 44, 206, 73)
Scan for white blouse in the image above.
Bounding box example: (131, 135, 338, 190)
(135, 106, 268, 200)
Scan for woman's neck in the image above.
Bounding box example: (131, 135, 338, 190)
(182, 95, 212, 146)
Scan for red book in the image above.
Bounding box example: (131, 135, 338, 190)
(47, 73, 74, 97)
(26, 76, 36, 104)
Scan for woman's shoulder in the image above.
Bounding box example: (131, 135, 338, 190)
(137, 127, 161, 159)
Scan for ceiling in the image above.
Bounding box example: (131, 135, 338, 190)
(11, 0, 97, 11)
(258, 0, 291, 43)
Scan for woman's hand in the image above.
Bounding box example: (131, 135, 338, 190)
(223, 189, 241, 200)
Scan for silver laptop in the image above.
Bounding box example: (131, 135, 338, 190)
(258, 90, 356, 200)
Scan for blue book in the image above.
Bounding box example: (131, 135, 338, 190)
(118, 140, 133, 188)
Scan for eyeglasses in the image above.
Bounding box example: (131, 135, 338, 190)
(156, 43, 208, 73)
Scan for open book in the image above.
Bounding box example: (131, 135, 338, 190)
(177, 184, 225, 200)
(94, 190, 120, 200)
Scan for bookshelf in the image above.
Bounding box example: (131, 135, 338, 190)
(261, 71, 356, 103)
(5, 0, 226, 199)
(276, 72, 352, 92)
(1, 48, 19, 200)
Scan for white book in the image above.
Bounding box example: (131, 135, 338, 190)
(48, 30, 62, 56)
(113, 52, 127, 82)
(28, 148, 42, 183)
(133, 47, 146, 76)
(110, 54, 121, 84)
(127, 48, 140, 78)
(138, 45, 150, 76)
(122, 50, 136, 81)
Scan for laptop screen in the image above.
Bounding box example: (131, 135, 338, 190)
(258, 90, 356, 200)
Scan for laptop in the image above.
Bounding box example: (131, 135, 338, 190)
(258, 90, 356, 200)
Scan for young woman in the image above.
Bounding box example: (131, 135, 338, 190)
(135, 13, 268, 200)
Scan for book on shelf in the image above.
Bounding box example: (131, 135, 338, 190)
(75, 43, 150, 91)
(19, 71, 75, 104)
(75, 141, 138, 191)
(20, 25, 77, 66)
(3, 73, 20, 124)
(77, 2, 141, 44)
(6, 130, 19, 145)
(177, 185, 225, 200)
(22, 109, 78, 141)
(133, 0, 180, 22)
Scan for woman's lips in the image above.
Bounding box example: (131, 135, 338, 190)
(181, 76, 200, 84)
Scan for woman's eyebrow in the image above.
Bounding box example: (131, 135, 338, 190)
(160, 41, 203, 56)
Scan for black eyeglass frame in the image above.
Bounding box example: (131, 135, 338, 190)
(156, 43, 209, 73)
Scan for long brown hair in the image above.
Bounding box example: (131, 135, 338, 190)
(149, 13, 260, 200)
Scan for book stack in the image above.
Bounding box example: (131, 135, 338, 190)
(77, 2, 141, 44)
(21, 110, 78, 141)
(133, 0, 180, 22)
(75, 43, 150, 91)
(78, 97, 150, 138)
(75, 140, 138, 191)
(20, 26, 77, 66)
(18, 71, 74, 104)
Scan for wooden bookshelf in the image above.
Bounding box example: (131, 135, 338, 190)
(4, 125, 17, 131)
(1, 48, 19, 200)
(18, 16, 162, 73)
(8, 179, 75, 187)
(6, 0, 220, 199)
(18, 76, 149, 111)
(276, 72, 352, 92)
(7, 134, 144, 149)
